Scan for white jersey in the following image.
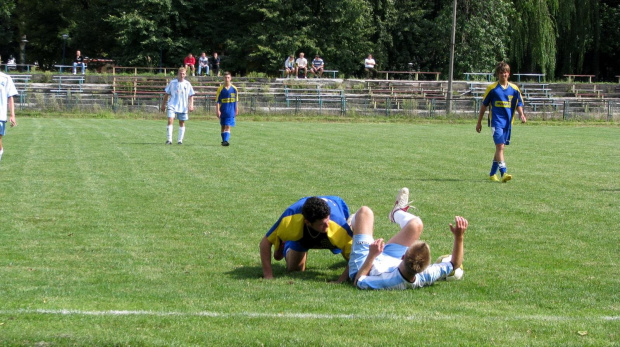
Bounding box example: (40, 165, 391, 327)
(0, 72, 18, 122)
(296, 57, 308, 68)
(164, 79, 195, 113)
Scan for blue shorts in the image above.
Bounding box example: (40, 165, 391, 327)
(167, 110, 189, 121)
(220, 115, 236, 127)
(492, 126, 511, 145)
(282, 240, 342, 257)
(348, 234, 407, 280)
(0, 121, 5, 136)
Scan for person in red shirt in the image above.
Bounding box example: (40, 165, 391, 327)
(183, 53, 196, 76)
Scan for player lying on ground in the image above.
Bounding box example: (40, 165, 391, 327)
(348, 188, 467, 290)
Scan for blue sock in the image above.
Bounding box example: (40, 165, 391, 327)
(221, 132, 226, 142)
(223, 131, 230, 142)
(490, 161, 499, 176)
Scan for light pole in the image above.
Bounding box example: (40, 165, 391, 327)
(20, 35, 28, 67)
(446, 0, 457, 114)
(62, 34, 69, 65)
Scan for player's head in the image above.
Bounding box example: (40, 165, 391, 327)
(177, 67, 187, 79)
(495, 61, 510, 78)
(289, 55, 294, 60)
(302, 197, 331, 233)
(299, 52, 305, 58)
(402, 241, 431, 275)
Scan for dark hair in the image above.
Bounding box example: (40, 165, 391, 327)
(301, 197, 330, 223)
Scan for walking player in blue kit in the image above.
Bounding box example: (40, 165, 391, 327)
(215, 72, 238, 146)
(476, 61, 527, 182)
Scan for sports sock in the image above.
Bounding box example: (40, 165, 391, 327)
(178, 126, 185, 142)
(221, 132, 226, 142)
(394, 210, 418, 229)
(223, 131, 231, 142)
(167, 125, 173, 141)
(348, 213, 356, 229)
(0, 149, 3, 162)
(498, 161, 507, 176)
(490, 161, 499, 176)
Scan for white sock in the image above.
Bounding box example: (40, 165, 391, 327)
(394, 210, 419, 229)
(348, 213, 356, 229)
(167, 125, 173, 141)
(0, 149, 3, 162)
(178, 126, 185, 142)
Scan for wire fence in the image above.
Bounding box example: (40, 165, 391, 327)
(14, 91, 620, 121)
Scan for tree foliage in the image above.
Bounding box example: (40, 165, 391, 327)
(1, 0, 618, 80)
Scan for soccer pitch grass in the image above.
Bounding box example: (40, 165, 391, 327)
(0, 118, 618, 346)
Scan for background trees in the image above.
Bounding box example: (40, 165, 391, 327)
(1, 0, 618, 80)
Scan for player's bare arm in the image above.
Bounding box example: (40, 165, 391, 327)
(259, 237, 275, 279)
(353, 238, 384, 285)
(476, 105, 487, 133)
(448, 216, 467, 270)
(161, 95, 168, 112)
(8, 97, 16, 127)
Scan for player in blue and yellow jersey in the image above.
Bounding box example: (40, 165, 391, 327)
(216, 71, 238, 146)
(260, 196, 353, 283)
(476, 62, 527, 183)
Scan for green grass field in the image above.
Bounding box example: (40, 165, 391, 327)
(0, 117, 618, 346)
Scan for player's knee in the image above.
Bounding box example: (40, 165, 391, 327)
(356, 206, 373, 219)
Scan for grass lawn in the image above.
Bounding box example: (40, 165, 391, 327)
(0, 117, 618, 346)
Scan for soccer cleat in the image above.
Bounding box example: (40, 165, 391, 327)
(165, 140, 172, 145)
(389, 187, 412, 223)
(501, 174, 512, 183)
(177, 141, 183, 145)
(221, 141, 230, 147)
(273, 242, 285, 261)
(435, 254, 464, 281)
(489, 174, 499, 182)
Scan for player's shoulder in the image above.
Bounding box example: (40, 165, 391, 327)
(508, 82, 522, 92)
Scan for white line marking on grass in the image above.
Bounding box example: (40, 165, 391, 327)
(0, 309, 617, 322)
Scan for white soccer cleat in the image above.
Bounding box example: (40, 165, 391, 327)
(389, 187, 412, 223)
(435, 254, 464, 281)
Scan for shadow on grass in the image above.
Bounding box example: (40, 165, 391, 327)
(225, 261, 348, 283)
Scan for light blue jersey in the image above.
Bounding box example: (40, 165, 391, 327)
(164, 79, 195, 114)
(0, 72, 18, 122)
(350, 234, 453, 290)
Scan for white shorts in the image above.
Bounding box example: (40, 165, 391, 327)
(348, 234, 408, 280)
(167, 110, 188, 121)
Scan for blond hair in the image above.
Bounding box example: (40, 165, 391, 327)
(403, 241, 431, 274)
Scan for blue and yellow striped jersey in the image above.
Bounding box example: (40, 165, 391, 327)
(216, 84, 238, 118)
(266, 196, 353, 259)
(482, 82, 524, 128)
